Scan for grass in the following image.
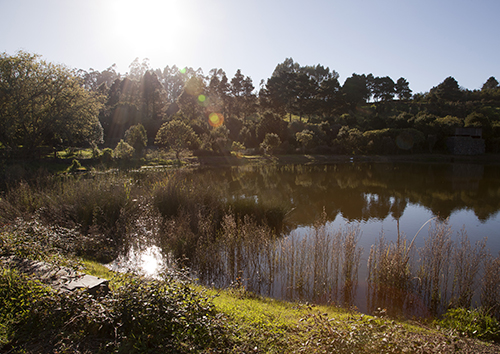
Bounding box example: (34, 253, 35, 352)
(3, 164, 500, 352)
(2, 228, 500, 353)
(79, 261, 463, 354)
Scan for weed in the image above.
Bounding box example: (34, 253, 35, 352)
(437, 307, 500, 342)
(481, 252, 500, 320)
(3, 272, 229, 353)
(416, 220, 453, 315)
(450, 229, 486, 309)
(367, 230, 416, 318)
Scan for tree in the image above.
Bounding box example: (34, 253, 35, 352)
(395, 77, 412, 100)
(228, 69, 256, 120)
(140, 70, 167, 141)
(124, 123, 148, 156)
(77, 64, 119, 91)
(372, 76, 396, 102)
(177, 76, 206, 122)
(157, 65, 188, 104)
(263, 58, 301, 119)
(296, 129, 314, 152)
(128, 57, 151, 81)
(260, 133, 281, 155)
(256, 112, 288, 143)
(430, 76, 463, 101)
(342, 74, 370, 108)
(317, 74, 342, 117)
(0, 51, 104, 157)
(155, 119, 200, 161)
(482, 77, 499, 91)
(207, 68, 230, 118)
(100, 77, 142, 146)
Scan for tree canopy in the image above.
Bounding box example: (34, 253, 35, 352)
(0, 51, 104, 157)
(3, 50, 500, 160)
(155, 119, 200, 161)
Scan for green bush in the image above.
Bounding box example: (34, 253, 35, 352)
(113, 140, 135, 160)
(0, 268, 51, 323)
(437, 308, 500, 341)
(6, 273, 229, 353)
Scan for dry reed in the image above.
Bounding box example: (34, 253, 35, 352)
(450, 229, 486, 309)
(416, 220, 453, 315)
(481, 252, 500, 319)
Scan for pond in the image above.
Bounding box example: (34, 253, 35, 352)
(115, 161, 500, 317)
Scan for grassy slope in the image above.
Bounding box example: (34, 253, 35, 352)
(77, 260, 500, 353)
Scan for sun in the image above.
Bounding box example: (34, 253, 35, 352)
(103, 0, 198, 65)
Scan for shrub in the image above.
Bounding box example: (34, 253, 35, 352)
(113, 140, 135, 160)
(66, 159, 83, 173)
(100, 147, 113, 163)
(6, 273, 229, 353)
(124, 123, 147, 156)
(260, 133, 281, 155)
(437, 308, 500, 341)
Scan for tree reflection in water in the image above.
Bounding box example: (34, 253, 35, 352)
(147, 162, 500, 317)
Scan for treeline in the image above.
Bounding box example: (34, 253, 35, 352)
(2, 51, 500, 159)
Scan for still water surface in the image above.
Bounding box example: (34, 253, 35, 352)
(116, 162, 500, 314)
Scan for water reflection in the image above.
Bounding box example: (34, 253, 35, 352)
(118, 162, 500, 317)
(108, 245, 166, 277)
(211, 162, 500, 225)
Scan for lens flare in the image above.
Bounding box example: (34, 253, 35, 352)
(198, 94, 206, 102)
(209, 112, 224, 127)
(396, 132, 414, 150)
(180, 67, 187, 74)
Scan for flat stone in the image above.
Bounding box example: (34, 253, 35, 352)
(58, 273, 109, 295)
(0, 256, 109, 295)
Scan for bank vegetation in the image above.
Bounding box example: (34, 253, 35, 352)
(1, 168, 500, 352)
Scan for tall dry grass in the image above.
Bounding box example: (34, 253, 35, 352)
(367, 229, 416, 317)
(450, 229, 486, 309)
(481, 252, 500, 319)
(3, 171, 500, 320)
(416, 220, 453, 315)
(273, 213, 362, 307)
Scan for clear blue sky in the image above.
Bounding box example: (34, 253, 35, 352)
(1, 0, 499, 94)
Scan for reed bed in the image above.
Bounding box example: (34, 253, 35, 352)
(2, 171, 500, 322)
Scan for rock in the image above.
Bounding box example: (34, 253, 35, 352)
(0, 256, 109, 296)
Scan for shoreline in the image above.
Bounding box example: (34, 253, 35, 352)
(188, 153, 500, 167)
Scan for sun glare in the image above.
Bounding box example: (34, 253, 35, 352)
(209, 112, 224, 127)
(104, 0, 197, 65)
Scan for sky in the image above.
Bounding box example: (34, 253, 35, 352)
(1, 0, 499, 94)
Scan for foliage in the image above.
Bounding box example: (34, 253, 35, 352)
(3, 168, 500, 352)
(437, 308, 500, 342)
(0, 174, 135, 262)
(0, 269, 52, 346)
(0, 51, 104, 157)
(155, 119, 200, 160)
(66, 159, 83, 173)
(298, 310, 490, 353)
(3, 272, 229, 353)
(124, 123, 148, 155)
(296, 129, 314, 152)
(481, 253, 500, 320)
(100, 147, 114, 163)
(260, 133, 281, 154)
(231, 140, 245, 152)
(113, 139, 135, 160)
(5, 52, 500, 158)
(430, 76, 464, 102)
